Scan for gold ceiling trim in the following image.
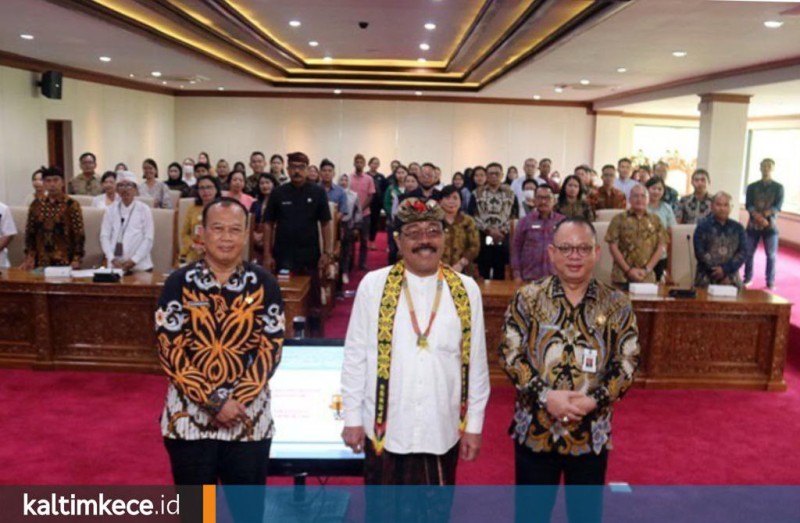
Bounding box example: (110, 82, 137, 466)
(221, 0, 490, 67)
(61, 0, 631, 91)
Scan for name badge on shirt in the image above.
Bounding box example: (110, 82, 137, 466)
(186, 301, 210, 308)
(582, 349, 598, 374)
(531, 224, 542, 230)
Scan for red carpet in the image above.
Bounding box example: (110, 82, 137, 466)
(1, 237, 798, 486)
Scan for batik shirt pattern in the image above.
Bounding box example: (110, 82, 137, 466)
(605, 211, 668, 283)
(500, 277, 640, 456)
(676, 194, 713, 224)
(470, 185, 519, 234)
(157, 261, 285, 441)
(24, 195, 85, 267)
(693, 216, 747, 287)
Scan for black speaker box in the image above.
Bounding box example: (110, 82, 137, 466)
(40, 70, 63, 99)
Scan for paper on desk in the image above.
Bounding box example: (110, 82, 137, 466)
(629, 283, 659, 295)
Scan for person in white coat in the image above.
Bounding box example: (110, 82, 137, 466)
(100, 171, 154, 273)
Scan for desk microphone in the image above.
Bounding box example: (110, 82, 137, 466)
(668, 233, 697, 299)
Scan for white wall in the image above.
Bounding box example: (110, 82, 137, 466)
(174, 97, 594, 180)
(0, 65, 175, 205)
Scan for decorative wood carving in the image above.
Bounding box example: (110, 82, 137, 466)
(480, 281, 790, 390)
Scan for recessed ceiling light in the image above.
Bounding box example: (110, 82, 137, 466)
(289, 20, 301, 27)
(417, 57, 427, 63)
(161, 81, 167, 85)
(20, 34, 34, 40)
(764, 20, 783, 29)
(151, 71, 162, 77)
(128, 73, 135, 78)
(579, 79, 590, 85)
(415, 91, 423, 96)
(533, 95, 541, 100)
(179, 85, 184, 89)
(99, 56, 111, 62)
(554, 86, 564, 93)
(189, 80, 197, 84)
(334, 89, 342, 95)
(419, 43, 430, 51)
(672, 50, 687, 57)
(218, 87, 225, 91)
(424, 23, 436, 30)
(616, 67, 627, 73)
(309, 41, 319, 47)
(323, 56, 333, 62)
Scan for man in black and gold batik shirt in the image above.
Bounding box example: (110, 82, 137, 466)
(22, 167, 85, 269)
(500, 217, 639, 523)
(156, 198, 284, 501)
(693, 192, 747, 288)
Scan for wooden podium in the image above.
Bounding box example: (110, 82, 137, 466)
(0, 269, 310, 373)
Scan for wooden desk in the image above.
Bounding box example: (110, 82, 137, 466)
(0, 269, 310, 373)
(480, 280, 792, 391)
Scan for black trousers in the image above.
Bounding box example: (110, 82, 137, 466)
(514, 443, 607, 523)
(369, 203, 382, 241)
(357, 214, 371, 269)
(164, 438, 271, 523)
(478, 236, 509, 280)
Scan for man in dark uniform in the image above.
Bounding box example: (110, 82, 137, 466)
(263, 151, 333, 337)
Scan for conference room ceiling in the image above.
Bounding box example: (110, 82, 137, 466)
(1, 0, 799, 113)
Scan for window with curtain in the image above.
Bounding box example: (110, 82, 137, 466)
(745, 128, 800, 214)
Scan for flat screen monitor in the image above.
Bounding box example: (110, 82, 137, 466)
(269, 339, 363, 476)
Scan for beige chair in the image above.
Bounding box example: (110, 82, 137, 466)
(592, 222, 614, 286)
(178, 198, 196, 239)
(7, 206, 28, 267)
(70, 195, 95, 207)
(151, 208, 177, 273)
(168, 190, 182, 209)
(594, 209, 625, 222)
(670, 224, 697, 288)
(81, 207, 106, 268)
(135, 196, 155, 208)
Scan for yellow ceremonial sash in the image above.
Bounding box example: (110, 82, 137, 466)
(372, 261, 472, 455)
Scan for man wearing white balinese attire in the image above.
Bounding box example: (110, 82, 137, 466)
(100, 170, 155, 273)
(341, 197, 490, 486)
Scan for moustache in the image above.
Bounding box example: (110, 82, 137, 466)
(412, 244, 437, 254)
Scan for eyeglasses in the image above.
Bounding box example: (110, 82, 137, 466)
(197, 185, 216, 192)
(401, 226, 444, 241)
(553, 243, 595, 257)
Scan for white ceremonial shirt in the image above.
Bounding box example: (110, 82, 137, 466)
(341, 266, 490, 455)
(0, 202, 18, 268)
(100, 199, 155, 272)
